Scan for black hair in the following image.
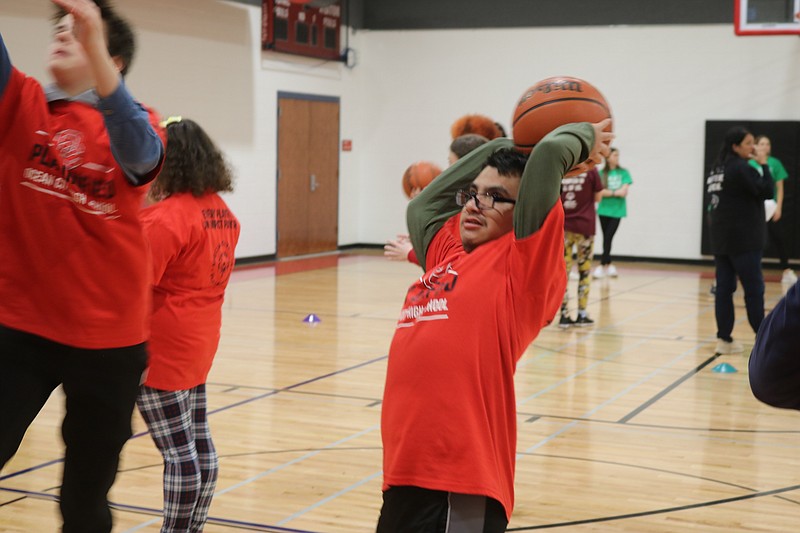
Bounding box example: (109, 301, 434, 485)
(483, 148, 528, 178)
(54, 0, 136, 76)
(714, 126, 752, 167)
(450, 134, 489, 160)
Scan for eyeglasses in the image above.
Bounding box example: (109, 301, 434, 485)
(455, 189, 517, 210)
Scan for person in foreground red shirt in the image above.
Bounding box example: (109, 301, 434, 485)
(378, 120, 612, 532)
(0, 2, 164, 531)
(136, 117, 240, 533)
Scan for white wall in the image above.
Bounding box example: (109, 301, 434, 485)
(3, 1, 800, 260)
(0, 0, 362, 259)
(358, 25, 800, 260)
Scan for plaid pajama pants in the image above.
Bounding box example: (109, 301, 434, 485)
(137, 384, 218, 533)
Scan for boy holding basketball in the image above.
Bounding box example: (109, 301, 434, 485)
(0, 1, 163, 531)
(378, 120, 611, 531)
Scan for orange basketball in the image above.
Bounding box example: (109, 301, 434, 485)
(512, 76, 612, 153)
(402, 161, 442, 198)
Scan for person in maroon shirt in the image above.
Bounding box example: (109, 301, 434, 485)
(559, 168, 604, 327)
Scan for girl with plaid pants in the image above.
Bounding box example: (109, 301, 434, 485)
(136, 118, 240, 532)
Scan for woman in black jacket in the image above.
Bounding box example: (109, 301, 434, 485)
(706, 126, 774, 354)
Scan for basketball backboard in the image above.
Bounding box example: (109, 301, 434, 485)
(735, 0, 800, 35)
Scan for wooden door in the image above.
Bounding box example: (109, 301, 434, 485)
(277, 95, 340, 258)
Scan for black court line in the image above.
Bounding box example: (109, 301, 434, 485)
(617, 353, 721, 423)
(201, 354, 387, 419)
(120, 446, 382, 474)
(0, 458, 64, 482)
(519, 411, 800, 434)
(0, 354, 388, 481)
(209, 380, 382, 404)
(507, 483, 800, 530)
(0, 487, 319, 532)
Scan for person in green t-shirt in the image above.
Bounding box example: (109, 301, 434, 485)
(593, 147, 633, 279)
(749, 135, 796, 284)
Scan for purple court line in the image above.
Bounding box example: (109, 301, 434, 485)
(0, 354, 388, 481)
(0, 487, 319, 533)
(0, 458, 64, 482)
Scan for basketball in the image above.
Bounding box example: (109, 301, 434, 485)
(402, 161, 442, 198)
(511, 76, 612, 153)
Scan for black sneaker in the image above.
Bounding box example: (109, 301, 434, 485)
(558, 315, 575, 328)
(574, 315, 594, 327)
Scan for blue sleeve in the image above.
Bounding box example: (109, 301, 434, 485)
(749, 281, 800, 409)
(0, 34, 11, 100)
(97, 81, 163, 185)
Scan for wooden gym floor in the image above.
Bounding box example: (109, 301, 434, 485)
(1, 252, 798, 532)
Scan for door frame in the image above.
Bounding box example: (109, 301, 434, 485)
(276, 91, 341, 258)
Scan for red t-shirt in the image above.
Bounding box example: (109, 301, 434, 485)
(561, 168, 603, 236)
(381, 206, 567, 519)
(0, 68, 163, 348)
(141, 193, 240, 391)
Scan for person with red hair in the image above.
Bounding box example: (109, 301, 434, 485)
(450, 113, 504, 141)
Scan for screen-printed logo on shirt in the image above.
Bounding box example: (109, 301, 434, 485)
(398, 262, 456, 326)
(53, 129, 85, 170)
(211, 241, 234, 286)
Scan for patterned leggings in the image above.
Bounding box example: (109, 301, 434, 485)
(137, 384, 218, 533)
(562, 231, 595, 314)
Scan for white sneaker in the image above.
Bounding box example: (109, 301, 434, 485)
(569, 270, 579, 281)
(715, 339, 744, 355)
(782, 269, 797, 284)
(607, 264, 618, 277)
(592, 266, 605, 279)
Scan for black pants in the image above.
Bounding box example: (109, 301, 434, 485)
(598, 215, 622, 266)
(766, 218, 789, 271)
(377, 486, 508, 533)
(714, 250, 765, 341)
(0, 326, 147, 533)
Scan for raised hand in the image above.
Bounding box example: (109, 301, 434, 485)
(384, 234, 413, 262)
(566, 119, 614, 177)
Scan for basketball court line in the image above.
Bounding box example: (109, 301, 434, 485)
(215, 265, 787, 527)
(518, 263, 788, 399)
(505, 277, 790, 529)
(617, 353, 720, 423)
(520, 411, 800, 435)
(2, 258, 790, 530)
(274, 470, 383, 527)
(0, 486, 321, 533)
(120, 425, 381, 532)
(517, 301, 716, 404)
(0, 354, 387, 485)
(506, 483, 800, 531)
(229, 271, 740, 526)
